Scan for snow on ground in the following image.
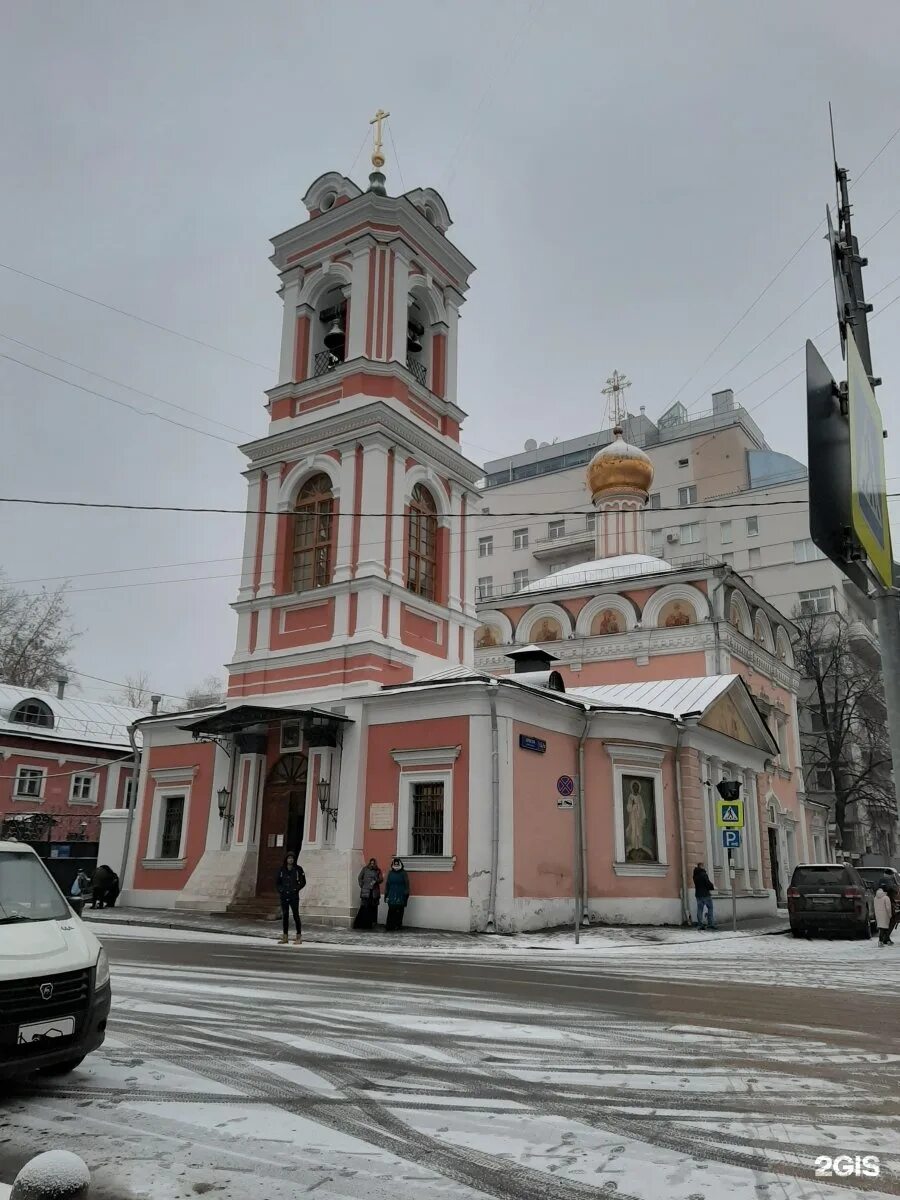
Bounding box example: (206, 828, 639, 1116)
(3, 931, 898, 1199)
(91, 918, 900, 993)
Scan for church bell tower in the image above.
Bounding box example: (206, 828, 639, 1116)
(227, 116, 482, 703)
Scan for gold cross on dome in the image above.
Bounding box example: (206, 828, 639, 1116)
(370, 108, 390, 169)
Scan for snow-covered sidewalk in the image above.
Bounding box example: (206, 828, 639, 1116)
(84, 903, 789, 953)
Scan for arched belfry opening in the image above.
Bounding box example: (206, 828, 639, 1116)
(406, 295, 428, 387)
(312, 283, 348, 376)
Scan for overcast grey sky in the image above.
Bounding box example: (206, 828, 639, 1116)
(2, 0, 900, 703)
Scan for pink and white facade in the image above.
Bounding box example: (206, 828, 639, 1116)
(110, 160, 809, 928)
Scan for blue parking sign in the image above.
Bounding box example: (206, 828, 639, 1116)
(721, 829, 742, 850)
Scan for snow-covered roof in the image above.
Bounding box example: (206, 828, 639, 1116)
(516, 553, 673, 595)
(0, 683, 145, 749)
(568, 676, 737, 719)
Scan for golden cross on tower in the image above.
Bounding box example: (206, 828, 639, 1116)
(601, 370, 632, 430)
(370, 108, 390, 170)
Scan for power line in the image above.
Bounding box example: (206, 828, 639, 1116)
(387, 119, 406, 193)
(0, 329, 256, 441)
(0, 261, 272, 371)
(0, 349, 242, 447)
(65, 667, 187, 703)
(0, 494, 883, 519)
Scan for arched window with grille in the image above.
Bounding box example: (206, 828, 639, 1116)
(291, 473, 335, 593)
(10, 699, 54, 728)
(407, 483, 438, 601)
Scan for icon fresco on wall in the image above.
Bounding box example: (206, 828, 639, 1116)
(591, 608, 622, 636)
(659, 599, 692, 628)
(475, 624, 500, 648)
(622, 774, 658, 862)
(531, 617, 562, 642)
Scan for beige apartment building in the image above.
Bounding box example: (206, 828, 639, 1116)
(475, 390, 896, 861)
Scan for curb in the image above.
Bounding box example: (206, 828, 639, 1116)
(83, 912, 791, 949)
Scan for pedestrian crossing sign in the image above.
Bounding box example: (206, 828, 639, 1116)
(716, 800, 744, 829)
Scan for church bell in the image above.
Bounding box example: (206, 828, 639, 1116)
(323, 318, 345, 352)
(406, 324, 423, 354)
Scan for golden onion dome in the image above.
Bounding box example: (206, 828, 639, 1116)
(587, 427, 654, 498)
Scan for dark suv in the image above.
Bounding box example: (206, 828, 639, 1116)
(787, 863, 876, 938)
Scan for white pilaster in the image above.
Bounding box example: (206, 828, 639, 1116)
(389, 247, 411, 365)
(256, 466, 282, 599)
(277, 268, 303, 385)
(237, 472, 262, 603)
(447, 482, 463, 613)
(443, 292, 461, 408)
(356, 440, 390, 579)
(388, 450, 407, 588)
(346, 236, 375, 361)
(333, 443, 358, 585)
(700, 753, 715, 872)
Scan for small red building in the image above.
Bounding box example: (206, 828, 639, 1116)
(0, 681, 143, 844)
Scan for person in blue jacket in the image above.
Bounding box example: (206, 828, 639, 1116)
(384, 858, 410, 931)
(276, 851, 305, 944)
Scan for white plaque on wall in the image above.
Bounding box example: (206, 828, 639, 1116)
(369, 803, 394, 830)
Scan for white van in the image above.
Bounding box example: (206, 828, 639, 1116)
(0, 841, 110, 1078)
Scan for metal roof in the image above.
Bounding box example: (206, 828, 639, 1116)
(567, 676, 737, 718)
(0, 683, 146, 749)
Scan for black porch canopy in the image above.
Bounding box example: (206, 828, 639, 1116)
(179, 704, 352, 743)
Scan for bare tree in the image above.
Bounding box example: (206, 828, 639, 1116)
(795, 610, 895, 853)
(105, 671, 155, 710)
(0, 575, 78, 689)
(184, 674, 225, 709)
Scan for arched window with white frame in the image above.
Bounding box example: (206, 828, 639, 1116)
(291, 473, 335, 593)
(407, 483, 438, 601)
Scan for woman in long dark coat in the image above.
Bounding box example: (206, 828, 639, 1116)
(353, 858, 383, 929)
(384, 859, 410, 931)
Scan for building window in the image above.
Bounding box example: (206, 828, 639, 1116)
(650, 528, 664, 555)
(720, 521, 732, 545)
(722, 552, 733, 565)
(70, 774, 95, 803)
(746, 515, 759, 536)
(410, 781, 445, 856)
(649, 492, 661, 510)
(679, 523, 700, 545)
(159, 795, 186, 860)
(478, 536, 493, 559)
(14, 767, 45, 799)
(547, 519, 565, 540)
(749, 547, 761, 568)
(10, 700, 53, 728)
(291, 473, 334, 594)
(678, 485, 697, 507)
(123, 776, 135, 809)
(513, 528, 529, 550)
(477, 576, 493, 600)
(815, 768, 834, 791)
(794, 538, 825, 563)
(799, 587, 834, 616)
(775, 715, 789, 769)
(281, 722, 302, 751)
(513, 569, 529, 591)
(585, 512, 596, 532)
(407, 484, 438, 601)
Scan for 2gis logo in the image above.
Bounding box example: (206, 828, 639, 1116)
(814, 1154, 880, 1178)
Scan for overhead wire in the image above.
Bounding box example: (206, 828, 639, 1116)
(0, 329, 257, 441)
(0, 261, 272, 370)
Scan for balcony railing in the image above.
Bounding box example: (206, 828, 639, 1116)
(313, 349, 343, 377)
(406, 354, 427, 387)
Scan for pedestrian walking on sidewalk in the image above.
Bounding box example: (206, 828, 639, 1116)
(353, 858, 383, 930)
(276, 852, 305, 944)
(875, 883, 894, 947)
(693, 861, 716, 930)
(385, 858, 410, 931)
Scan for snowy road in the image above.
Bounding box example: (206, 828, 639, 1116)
(2, 926, 898, 1199)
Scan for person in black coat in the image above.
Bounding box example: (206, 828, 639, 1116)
(693, 861, 716, 930)
(90, 865, 120, 909)
(276, 852, 305, 944)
